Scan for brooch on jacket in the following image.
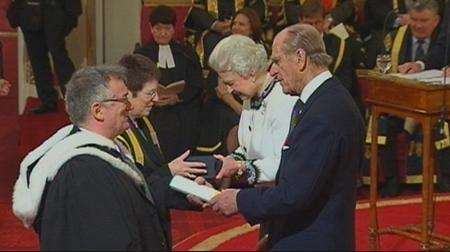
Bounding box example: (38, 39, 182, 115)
(250, 80, 276, 110)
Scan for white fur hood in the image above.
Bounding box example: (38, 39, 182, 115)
(12, 124, 143, 229)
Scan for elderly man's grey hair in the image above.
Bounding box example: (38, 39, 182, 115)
(281, 24, 333, 68)
(409, 0, 440, 16)
(65, 65, 127, 126)
(209, 34, 268, 77)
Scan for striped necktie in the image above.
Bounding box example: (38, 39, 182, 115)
(116, 143, 155, 204)
(414, 39, 426, 61)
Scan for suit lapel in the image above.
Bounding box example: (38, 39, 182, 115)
(402, 29, 412, 63)
(285, 78, 335, 141)
(277, 78, 336, 183)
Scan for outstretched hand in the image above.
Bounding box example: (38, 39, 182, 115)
(169, 150, 207, 179)
(214, 154, 241, 180)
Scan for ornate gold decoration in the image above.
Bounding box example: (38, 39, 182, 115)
(143, 0, 193, 7)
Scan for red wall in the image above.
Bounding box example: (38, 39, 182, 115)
(0, 0, 18, 94)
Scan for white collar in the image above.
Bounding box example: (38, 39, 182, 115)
(412, 37, 430, 45)
(79, 127, 118, 148)
(157, 45, 175, 69)
(299, 70, 332, 104)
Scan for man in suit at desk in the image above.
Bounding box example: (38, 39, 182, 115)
(399, 0, 450, 74)
(209, 24, 365, 250)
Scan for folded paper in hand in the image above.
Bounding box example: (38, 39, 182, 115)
(158, 80, 185, 96)
(169, 175, 220, 202)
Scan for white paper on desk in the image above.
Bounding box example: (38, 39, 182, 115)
(391, 70, 443, 81)
(169, 175, 220, 202)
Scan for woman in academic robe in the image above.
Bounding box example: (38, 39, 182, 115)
(116, 53, 207, 180)
(134, 5, 204, 161)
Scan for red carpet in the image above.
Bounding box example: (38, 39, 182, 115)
(173, 196, 450, 251)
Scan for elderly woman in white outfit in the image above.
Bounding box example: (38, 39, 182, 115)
(209, 34, 298, 186)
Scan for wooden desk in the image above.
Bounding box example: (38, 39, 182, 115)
(358, 70, 450, 250)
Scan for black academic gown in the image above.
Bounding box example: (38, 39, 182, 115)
(134, 41, 203, 161)
(37, 141, 198, 250)
(323, 33, 365, 110)
(117, 117, 170, 179)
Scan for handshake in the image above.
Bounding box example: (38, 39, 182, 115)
(171, 175, 241, 217)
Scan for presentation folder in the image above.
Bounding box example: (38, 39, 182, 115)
(169, 175, 220, 202)
(186, 155, 223, 180)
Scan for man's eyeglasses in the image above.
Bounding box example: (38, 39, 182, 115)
(101, 97, 131, 109)
(145, 89, 158, 99)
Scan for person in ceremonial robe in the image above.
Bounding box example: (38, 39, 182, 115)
(134, 5, 204, 161)
(280, 0, 355, 30)
(399, 0, 450, 74)
(12, 65, 205, 250)
(184, 0, 268, 37)
(361, 0, 412, 68)
(298, 0, 365, 111)
(195, 8, 266, 155)
(116, 54, 207, 181)
(208, 24, 364, 250)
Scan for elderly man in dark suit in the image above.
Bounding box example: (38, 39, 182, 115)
(209, 24, 365, 250)
(399, 1, 450, 73)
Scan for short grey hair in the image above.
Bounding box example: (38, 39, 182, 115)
(65, 65, 127, 125)
(281, 24, 332, 68)
(409, 0, 440, 16)
(209, 34, 268, 77)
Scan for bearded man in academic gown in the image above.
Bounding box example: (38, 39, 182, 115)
(135, 5, 204, 161)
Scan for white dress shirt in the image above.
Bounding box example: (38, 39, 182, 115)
(233, 76, 298, 183)
(300, 70, 333, 104)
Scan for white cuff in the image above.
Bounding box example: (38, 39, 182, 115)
(416, 61, 425, 71)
